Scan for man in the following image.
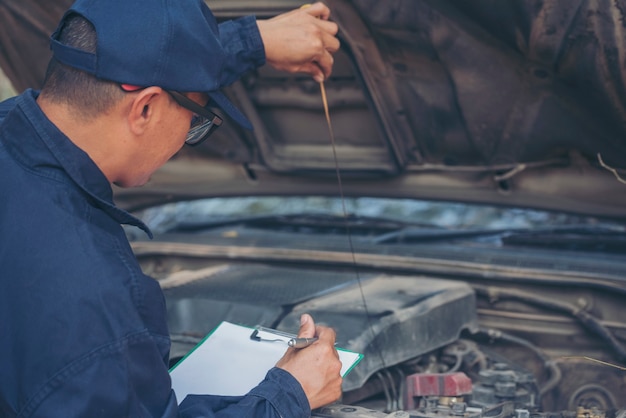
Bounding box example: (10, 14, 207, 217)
(0, 0, 342, 416)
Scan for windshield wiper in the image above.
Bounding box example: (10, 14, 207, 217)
(166, 216, 626, 253)
(500, 225, 626, 253)
(374, 224, 626, 253)
(168, 213, 442, 235)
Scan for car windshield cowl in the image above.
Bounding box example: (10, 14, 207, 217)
(134, 196, 623, 234)
(162, 212, 442, 234)
(133, 197, 626, 254)
(374, 223, 626, 254)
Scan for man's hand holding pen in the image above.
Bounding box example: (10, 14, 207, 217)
(275, 313, 343, 409)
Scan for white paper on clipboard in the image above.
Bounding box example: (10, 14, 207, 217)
(169, 321, 363, 403)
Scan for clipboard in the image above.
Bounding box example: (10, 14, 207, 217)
(169, 321, 363, 402)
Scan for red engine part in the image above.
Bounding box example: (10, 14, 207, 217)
(404, 372, 472, 409)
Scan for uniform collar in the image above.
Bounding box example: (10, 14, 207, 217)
(6, 89, 153, 238)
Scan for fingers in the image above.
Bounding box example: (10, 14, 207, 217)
(319, 20, 340, 51)
(259, 3, 340, 81)
(315, 49, 335, 81)
(315, 324, 338, 350)
(302, 2, 331, 20)
(296, 315, 338, 350)
(297, 313, 316, 338)
(300, 2, 339, 81)
(275, 317, 343, 409)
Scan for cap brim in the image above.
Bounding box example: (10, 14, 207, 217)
(208, 90, 253, 130)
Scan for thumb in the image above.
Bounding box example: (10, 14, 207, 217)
(297, 313, 316, 338)
(301, 2, 331, 20)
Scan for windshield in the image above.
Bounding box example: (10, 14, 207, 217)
(132, 196, 623, 235)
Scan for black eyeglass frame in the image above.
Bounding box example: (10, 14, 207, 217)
(164, 90, 223, 146)
(120, 84, 223, 147)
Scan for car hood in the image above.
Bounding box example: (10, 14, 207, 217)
(2, 0, 626, 220)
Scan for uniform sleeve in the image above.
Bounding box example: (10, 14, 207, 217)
(28, 335, 309, 418)
(179, 368, 311, 418)
(217, 16, 266, 87)
(24, 331, 178, 418)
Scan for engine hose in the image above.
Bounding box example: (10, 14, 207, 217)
(474, 286, 626, 363)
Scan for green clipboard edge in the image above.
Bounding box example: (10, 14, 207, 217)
(336, 348, 364, 377)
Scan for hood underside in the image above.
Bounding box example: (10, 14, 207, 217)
(2, 0, 626, 219)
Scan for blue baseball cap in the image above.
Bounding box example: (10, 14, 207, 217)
(50, 0, 253, 130)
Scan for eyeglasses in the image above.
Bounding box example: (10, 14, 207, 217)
(120, 85, 222, 146)
(164, 90, 223, 146)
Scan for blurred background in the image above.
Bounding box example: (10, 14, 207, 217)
(0, 68, 15, 101)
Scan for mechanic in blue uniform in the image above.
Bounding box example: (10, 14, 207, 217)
(0, 0, 341, 416)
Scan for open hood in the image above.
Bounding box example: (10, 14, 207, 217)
(3, 0, 626, 220)
(4, 2, 626, 414)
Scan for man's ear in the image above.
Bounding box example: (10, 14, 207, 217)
(127, 86, 164, 136)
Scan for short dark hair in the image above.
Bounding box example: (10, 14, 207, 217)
(41, 14, 124, 119)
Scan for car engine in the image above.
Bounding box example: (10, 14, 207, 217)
(138, 249, 626, 418)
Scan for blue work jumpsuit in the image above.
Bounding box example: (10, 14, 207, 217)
(0, 16, 311, 418)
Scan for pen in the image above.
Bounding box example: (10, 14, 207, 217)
(288, 337, 319, 348)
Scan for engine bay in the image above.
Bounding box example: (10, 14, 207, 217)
(137, 248, 626, 417)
